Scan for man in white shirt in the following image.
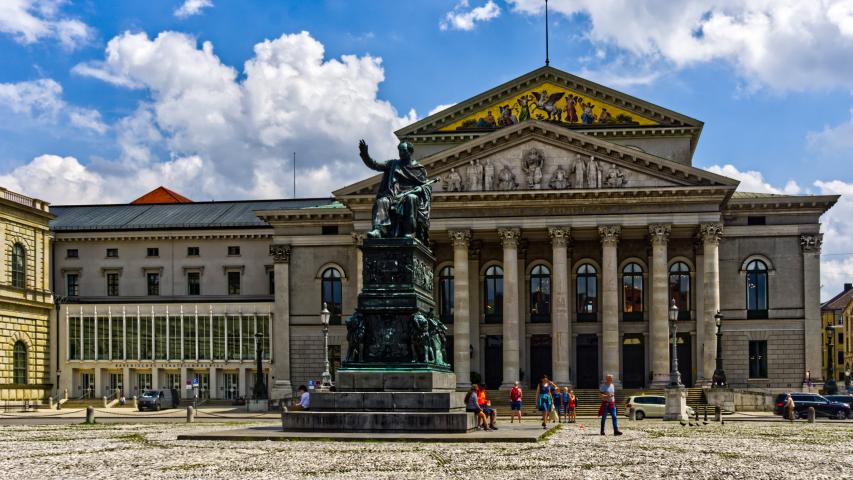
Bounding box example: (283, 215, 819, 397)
(599, 374, 622, 436)
(290, 385, 310, 411)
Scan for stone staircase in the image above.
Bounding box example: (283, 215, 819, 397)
(486, 387, 710, 417)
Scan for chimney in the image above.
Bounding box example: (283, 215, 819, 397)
(846, 283, 853, 292)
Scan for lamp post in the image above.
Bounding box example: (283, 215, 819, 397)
(252, 331, 267, 400)
(668, 298, 682, 388)
(320, 303, 332, 389)
(712, 311, 727, 387)
(825, 325, 838, 395)
(53, 295, 67, 400)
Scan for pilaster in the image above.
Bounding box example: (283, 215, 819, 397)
(698, 223, 722, 386)
(599, 225, 621, 386)
(649, 224, 671, 388)
(499, 227, 521, 389)
(449, 229, 472, 389)
(270, 244, 293, 401)
(549, 226, 571, 386)
(801, 233, 823, 385)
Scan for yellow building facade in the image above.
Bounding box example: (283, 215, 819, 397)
(821, 283, 851, 385)
(0, 188, 54, 402)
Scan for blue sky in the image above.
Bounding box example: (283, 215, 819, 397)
(0, 0, 852, 297)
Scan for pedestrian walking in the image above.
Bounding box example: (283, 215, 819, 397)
(785, 393, 796, 422)
(567, 389, 577, 423)
(599, 374, 622, 436)
(552, 382, 563, 423)
(510, 381, 523, 423)
(536, 375, 555, 429)
(561, 387, 570, 422)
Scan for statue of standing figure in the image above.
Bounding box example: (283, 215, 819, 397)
(345, 311, 366, 362)
(466, 159, 484, 191)
(586, 155, 601, 188)
(521, 148, 545, 189)
(483, 159, 495, 190)
(572, 154, 586, 189)
(497, 165, 517, 190)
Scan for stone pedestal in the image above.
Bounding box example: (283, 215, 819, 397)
(663, 386, 688, 421)
(247, 399, 269, 412)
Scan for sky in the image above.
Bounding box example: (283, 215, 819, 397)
(0, 0, 852, 300)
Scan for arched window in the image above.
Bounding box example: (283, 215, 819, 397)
(11, 243, 25, 289)
(530, 265, 551, 323)
(622, 263, 644, 321)
(13, 341, 27, 385)
(484, 265, 503, 324)
(669, 262, 691, 321)
(576, 264, 597, 322)
(321, 268, 343, 325)
(746, 260, 769, 319)
(438, 266, 454, 324)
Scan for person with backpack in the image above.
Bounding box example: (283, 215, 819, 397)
(509, 381, 523, 423)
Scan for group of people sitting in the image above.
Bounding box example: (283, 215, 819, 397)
(536, 375, 577, 428)
(464, 384, 499, 431)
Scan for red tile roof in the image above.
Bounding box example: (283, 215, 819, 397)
(130, 186, 192, 205)
(822, 284, 853, 311)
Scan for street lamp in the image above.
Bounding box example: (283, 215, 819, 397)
(320, 303, 333, 389)
(252, 331, 268, 400)
(712, 311, 727, 387)
(825, 325, 838, 395)
(668, 298, 682, 388)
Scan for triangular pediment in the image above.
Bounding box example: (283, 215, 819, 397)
(396, 66, 703, 139)
(335, 121, 736, 197)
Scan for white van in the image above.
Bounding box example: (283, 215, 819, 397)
(625, 395, 695, 420)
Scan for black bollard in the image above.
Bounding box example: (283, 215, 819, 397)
(714, 405, 722, 422)
(85, 406, 95, 424)
(807, 407, 816, 423)
(704, 405, 708, 422)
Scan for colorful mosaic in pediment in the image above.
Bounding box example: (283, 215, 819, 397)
(438, 81, 659, 132)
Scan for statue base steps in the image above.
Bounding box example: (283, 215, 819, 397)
(281, 410, 475, 433)
(335, 370, 455, 392)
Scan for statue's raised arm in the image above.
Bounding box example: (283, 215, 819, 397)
(359, 139, 387, 172)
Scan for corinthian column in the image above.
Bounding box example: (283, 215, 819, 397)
(499, 227, 521, 389)
(699, 223, 722, 386)
(801, 233, 823, 386)
(549, 227, 571, 386)
(269, 244, 292, 402)
(599, 225, 621, 386)
(449, 230, 472, 390)
(649, 224, 671, 388)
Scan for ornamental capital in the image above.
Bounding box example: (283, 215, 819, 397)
(598, 225, 621, 247)
(448, 229, 471, 248)
(800, 233, 823, 253)
(498, 227, 522, 248)
(648, 224, 671, 246)
(699, 223, 724, 245)
(352, 231, 367, 246)
(269, 244, 291, 264)
(548, 226, 571, 248)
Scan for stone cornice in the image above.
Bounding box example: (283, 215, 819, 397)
(724, 194, 839, 215)
(255, 208, 352, 225)
(405, 125, 701, 145)
(54, 229, 272, 242)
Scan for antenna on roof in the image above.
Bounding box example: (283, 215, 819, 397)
(545, 0, 550, 66)
(293, 151, 297, 199)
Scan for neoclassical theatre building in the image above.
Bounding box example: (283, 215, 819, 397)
(52, 67, 837, 401)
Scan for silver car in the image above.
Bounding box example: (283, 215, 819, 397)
(625, 395, 695, 420)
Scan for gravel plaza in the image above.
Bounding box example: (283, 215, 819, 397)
(1, 415, 851, 479)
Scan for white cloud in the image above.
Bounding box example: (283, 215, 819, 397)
(0, 78, 108, 134)
(428, 103, 457, 116)
(440, 0, 501, 31)
(55, 30, 415, 201)
(0, 0, 91, 49)
(704, 164, 801, 195)
(508, 0, 853, 92)
(807, 108, 853, 154)
(813, 180, 853, 301)
(174, 0, 213, 18)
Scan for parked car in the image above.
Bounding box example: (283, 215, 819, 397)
(773, 393, 851, 420)
(624, 395, 695, 420)
(824, 395, 853, 419)
(138, 388, 179, 411)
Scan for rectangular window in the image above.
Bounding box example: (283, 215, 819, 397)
(187, 272, 200, 296)
(126, 315, 138, 360)
(839, 333, 844, 345)
(140, 316, 153, 360)
(212, 315, 226, 360)
(257, 314, 270, 360)
(748, 340, 768, 379)
(154, 316, 167, 360)
(321, 225, 339, 235)
(168, 316, 181, 360)
(187, 246, 199, 256)
(67, 249, 78, 258)
(242, 315, 255, 360)
(198, 315, 210, 360)
(97, 317, 109, 360)
(268, 270, 275, 295)
(747, 216, 766, 226)
(110, 316, 123, 360)
(839, 351, 844, 365)
(82, 316, 95, 360)
(147, 273, 160, 296)
(183, 316, 195, 360)
(106, 248, 118, 258)
(67, 274, 79, 296)
(227, 246, 240, 256)
(228, 271, 241, 295)
(226, 315, 240, 360)
(69, 316, 81, 360)
(106, 273, 119, 296)
(147, 247, 159, 257)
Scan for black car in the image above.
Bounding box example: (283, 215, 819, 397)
(774, 393, 851, 420)
(138, 388, 179, 411)
(824, 395, 853, 419)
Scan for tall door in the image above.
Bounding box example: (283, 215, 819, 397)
(576, 334, 599, 388)
(80, 373, 94, 399)
(196, 373, 210, 399)
(108, 373, 123, 396)
(529, 335, 552, 389)
(622, 335, 645, 388)
(484, 336, 503, 389)
(224, 373, 238, 400)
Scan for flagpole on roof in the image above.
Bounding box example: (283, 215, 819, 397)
(545, 0, 550, 67)
(293, 151, 296, 199)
